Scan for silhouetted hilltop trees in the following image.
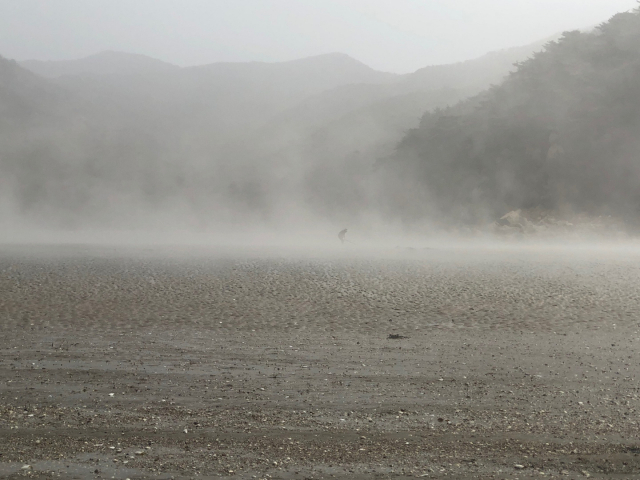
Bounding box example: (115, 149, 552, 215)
(387, 9, 640, 226)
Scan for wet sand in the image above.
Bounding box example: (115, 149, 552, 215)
(2, 244, 640, 479)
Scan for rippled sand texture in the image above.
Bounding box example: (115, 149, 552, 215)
(2, 244, 640, 479)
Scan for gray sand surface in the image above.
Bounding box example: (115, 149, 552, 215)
(2, 244, 640, 479)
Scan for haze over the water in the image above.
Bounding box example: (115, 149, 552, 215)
(0, 0, 636, 73)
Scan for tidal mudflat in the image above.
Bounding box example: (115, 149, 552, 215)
(2, 244, 640, 479)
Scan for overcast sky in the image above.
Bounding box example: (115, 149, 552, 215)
(0, 0, 637, 73)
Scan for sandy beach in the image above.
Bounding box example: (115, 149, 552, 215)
(2, 244, 640, 479)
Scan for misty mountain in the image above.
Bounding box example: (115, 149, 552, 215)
(401, 38, 553, 92)
(0, 53, 185, 227)
(386, 9, 640, 226)
(24, 52, 398, 147)
(0, 55, 75, 125)
(22, 52, 396, 115)
(210, 41, 554, 221)
(3, 37, 554, 228)
(20, 51, 180, 78)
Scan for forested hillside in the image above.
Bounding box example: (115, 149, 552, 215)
(386, 9, 640, 228)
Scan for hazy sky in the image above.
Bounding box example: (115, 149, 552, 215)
(1, 0, 637, 73)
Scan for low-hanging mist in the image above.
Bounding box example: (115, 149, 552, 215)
(1, 8, 640, 241)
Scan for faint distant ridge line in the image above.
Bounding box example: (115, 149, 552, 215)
(20, 50, 180, 78)
(196, 52, 374, 67)
(18, 39, 557, 82)
(186, 51, 397, 81)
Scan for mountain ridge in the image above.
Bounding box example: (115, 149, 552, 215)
(1, 33, 574, 228)
(21, 50, 180, 78)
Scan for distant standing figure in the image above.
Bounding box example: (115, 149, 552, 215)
(338, 229, 348, 244)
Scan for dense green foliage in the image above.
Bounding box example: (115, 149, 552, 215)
(388, 9, 640, 225)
